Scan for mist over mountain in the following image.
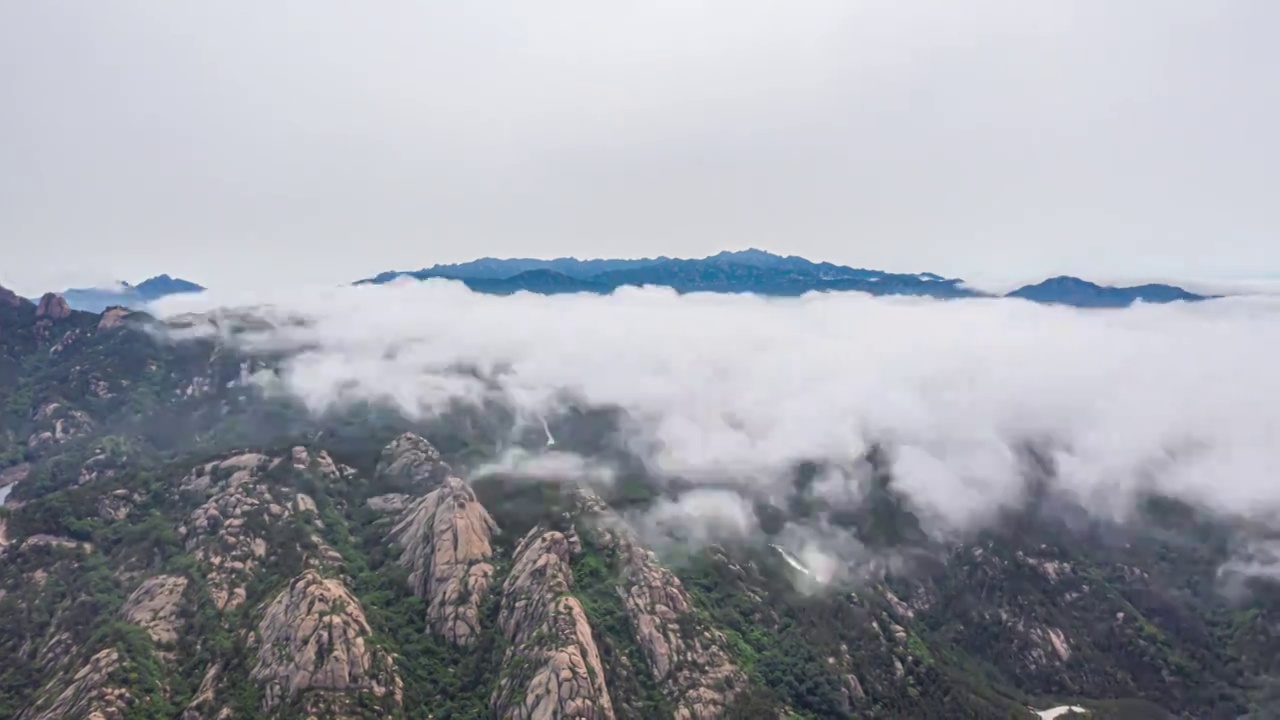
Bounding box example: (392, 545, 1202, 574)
(59, 274, 206, 312)
(150, 280, 1278, 537)
(1, 277, 1275, 719)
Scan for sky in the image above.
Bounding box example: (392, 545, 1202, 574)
(2, 1, 1278, 294)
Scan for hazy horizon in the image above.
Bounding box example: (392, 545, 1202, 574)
(6, 247, 1280, 299)
(3, 1, 1278, 294)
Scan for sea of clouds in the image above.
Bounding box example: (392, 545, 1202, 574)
(151, 279, 1280, 582)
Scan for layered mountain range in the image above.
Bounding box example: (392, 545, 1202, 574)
(356, 249, 1211, 307)
(43, 250, 1210, 312)
(0, 282, 1275, 719)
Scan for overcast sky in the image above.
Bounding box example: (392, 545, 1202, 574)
(2, 1, 1278, 294)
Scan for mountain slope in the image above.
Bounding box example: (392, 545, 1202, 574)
(0, 284, 1274, 719)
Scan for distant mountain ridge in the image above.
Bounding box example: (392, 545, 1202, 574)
(357, 249, 1209, 307)
(59, 274, 205, 312)
(1006, 276, 1213, 308)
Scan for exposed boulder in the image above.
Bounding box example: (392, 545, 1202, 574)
(79, 451, 125, 486)
(251, 570, 403, 716)
(388, 475, 498, 645)
(26, 403, 94, 451)
(377, 432, 450, 490)
(96, 307, 131, 331)
(492, 527, 616, 720)
(291, 445, 343, 481)
(120, 575, 189, 649)
(34, 293, 71, 320)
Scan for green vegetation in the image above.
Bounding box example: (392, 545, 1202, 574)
(569, 531, 672, 719)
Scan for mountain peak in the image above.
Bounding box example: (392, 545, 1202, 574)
(58, 275, 204, 312)
(35, 292, 71, 320)
(710, 248, 783, 261)
(1006, 275, 1204, 308)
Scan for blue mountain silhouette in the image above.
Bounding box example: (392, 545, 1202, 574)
(357, 249, 1207, 306)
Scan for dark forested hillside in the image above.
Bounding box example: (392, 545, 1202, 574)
(0, 286, 1273, 720)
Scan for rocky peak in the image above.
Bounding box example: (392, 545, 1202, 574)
(251, 570, 403, 717)
(34, 293, 70, 320)
(492, 527, 616, 720)
(376, 432, 450, 490)
(388, 475, 499, 645)
(96, 306, 131, 331)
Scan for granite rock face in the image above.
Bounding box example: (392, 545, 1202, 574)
(387, 437, 499, 646)
(120, 574, 189, 649)
(22, 649, 132, 720)
(377, 431, 451, 490)
(96, 307, 131, 331)
(251, 570, 404, 716)
(34, 293, 71, 321)
(492, 527, 616, 720)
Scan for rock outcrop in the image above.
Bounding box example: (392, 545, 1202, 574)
(492, 527, 616, 720)
(26, 403, 94, 451)
(34, 293, 71, 320)
(22, 648, 132, 720)
(96, 307, 131, 331)
(178, 451, 341, 610)
(120, 574, 189, 649)
(251, 570, 403, 716)
(389, 474, 499, 645)
(377, 432, 450, 490)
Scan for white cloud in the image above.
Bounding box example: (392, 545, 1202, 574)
(151, 281, 1280, 562)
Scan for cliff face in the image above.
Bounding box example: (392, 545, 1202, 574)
(119, 574, 189, 652)
(22, 648, 132, 720)
(493, 527, 616, 720)
(384, 434, 500, 646)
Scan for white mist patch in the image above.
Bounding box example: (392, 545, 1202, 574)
(151, 281, 1280, 546)
(472, 448, 616, 487)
